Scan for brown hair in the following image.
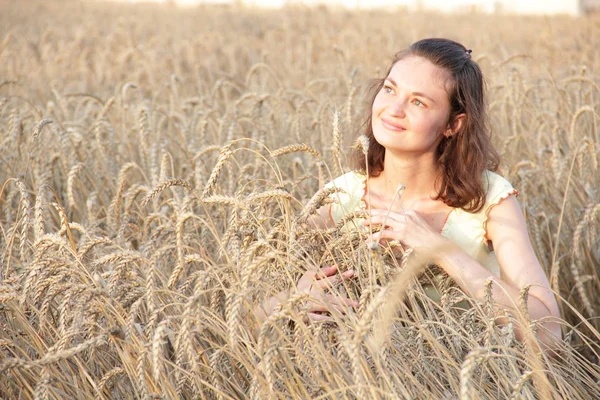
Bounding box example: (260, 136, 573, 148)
(352, 38, 500, 213)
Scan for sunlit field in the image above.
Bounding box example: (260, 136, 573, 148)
(1, 1, 599, 398)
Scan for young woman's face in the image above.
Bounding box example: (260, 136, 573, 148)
(372, 56, 454, 156)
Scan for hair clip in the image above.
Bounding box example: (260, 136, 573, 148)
(466, 49, 473, 58)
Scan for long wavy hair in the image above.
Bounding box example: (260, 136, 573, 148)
(351, 38, 500, 213)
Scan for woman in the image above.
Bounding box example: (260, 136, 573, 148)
(256, 38, 561, 348)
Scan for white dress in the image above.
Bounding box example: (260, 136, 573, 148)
(324, 170, 518, 277)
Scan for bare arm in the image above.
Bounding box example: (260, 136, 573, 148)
(250, 265, 358, 336)
(306, 202, 336, 229)
(475, 195, 561, 344)
(364, 196, 561, 349)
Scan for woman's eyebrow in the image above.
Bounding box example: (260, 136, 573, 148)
(384, 77, 437, 104)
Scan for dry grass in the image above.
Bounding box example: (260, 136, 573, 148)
(1, 1, 599, 398)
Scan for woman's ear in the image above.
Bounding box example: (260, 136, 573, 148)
(444, 113, 466, 138)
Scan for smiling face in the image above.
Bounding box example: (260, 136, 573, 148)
(371, 56, 455, 157)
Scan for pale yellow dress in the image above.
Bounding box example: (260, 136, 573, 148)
(324, 170, 518, 278)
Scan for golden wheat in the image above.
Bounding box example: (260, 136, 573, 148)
(0, 1, 599, 398)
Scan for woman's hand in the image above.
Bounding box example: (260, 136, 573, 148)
(296, 265, 358, 321)
(362, 209, 448, 251)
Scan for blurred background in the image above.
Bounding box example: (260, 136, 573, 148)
(106, 0, 599, 15)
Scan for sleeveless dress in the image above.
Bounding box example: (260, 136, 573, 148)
(323, 170, 518, 278)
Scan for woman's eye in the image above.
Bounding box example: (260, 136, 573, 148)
(414, 99, 425, 107)
(383, 85, 393, 94)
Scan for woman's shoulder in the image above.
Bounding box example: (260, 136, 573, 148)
(443, 170, 519, 264)
(323, 171, 367, 224)
(324, 170, 366, 192)
(482, 169, 512, 186)
(482, 170, 518, 212)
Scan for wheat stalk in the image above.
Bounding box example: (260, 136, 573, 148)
(168, 212, 195, 289)
(331, 109, 342, 176)
(0, 334, 108, 374)
(459, 347, 491, 399)
(96, 367, 124, 400)
(141, 179, 192, 207)
(271, 143, 322, 158)
(202, 141, 235, 198)
(32, 118, 53, 139)
(510, 370, 533, 400)
(66, 162, 84, 212)
(151, 319, 170, 382)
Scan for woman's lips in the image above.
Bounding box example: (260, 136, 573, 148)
(381, 118, 405, 131)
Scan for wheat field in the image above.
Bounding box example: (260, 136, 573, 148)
(0, 1, 599, 399)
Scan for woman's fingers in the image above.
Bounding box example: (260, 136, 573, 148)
(371, 229, 399, 241)
(366, 230, 400, 247)
(296, 266, 358, 321)
(313, 268, 355, 290)
(307, 312, 332, 321)
(341, 269, 355, 280)
(306, 295, 358, 313)
(313, 276, 338, 290)
(316, 264, 339, 278)
(307, 303, 350, 314)
(363, 214, 406, 229)
(326, 293, 359, 307)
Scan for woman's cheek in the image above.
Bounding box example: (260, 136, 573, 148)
(372, 96, 385, 115)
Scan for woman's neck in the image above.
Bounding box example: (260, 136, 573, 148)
(373, 151, 441, 205)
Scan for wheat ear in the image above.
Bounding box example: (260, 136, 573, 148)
(271, 143, 322, 158)
(141, 179, 192, 207)
(460, 347, 491, 399)
(202, 141, 235, 198)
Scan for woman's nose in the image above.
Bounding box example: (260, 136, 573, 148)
(387, 97, 407, 117)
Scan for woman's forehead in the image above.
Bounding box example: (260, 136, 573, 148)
(387, 56, 452, 97)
